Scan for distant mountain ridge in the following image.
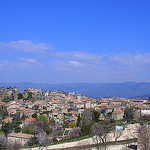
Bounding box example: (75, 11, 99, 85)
(129, 93, 150, 100)
(0, 82, 150, 99)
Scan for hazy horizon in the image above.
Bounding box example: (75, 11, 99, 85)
(1, 81, 150, 84)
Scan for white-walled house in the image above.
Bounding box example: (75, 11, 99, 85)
(7, 133, 33, 146)
(141, 108, 150, 116)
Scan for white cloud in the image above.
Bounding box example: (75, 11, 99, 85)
(0, 60, 13, 71)
(51, 51, 150, 67)
(17, 58, 42, 68)
(48, 50, 150, 82)
(0, 40, 53, 53)
(1, 40, 150, 82)
(51, 51, 102, 61)
(0, 58, 42, 71)
(109, 52, 150, 66)
(18, 58, 38, 64)
(68, 60, 82, 67)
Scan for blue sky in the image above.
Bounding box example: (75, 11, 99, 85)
(0, 0, 150, 83)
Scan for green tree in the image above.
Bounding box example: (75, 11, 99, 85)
(124, 108, 134, 120)
(2, 97, 11, 103)
(22, 125, 35, 135)
(32, 113, 37, 118)
(13, 124, 21, 133)
(28, 92, 33, 99)
(93, 110, 100, 122)
(81, 124, 91, 135)
(23, 92, 33, 100)
(76, 114, 81, 127)
(21, 114, 28, 120)
(37, 115, 48, 122)
(68, 122, 76, 128)
(1, 123, 12, 135)
(18, 93, 23, 99)
(45, 127, 52, 135)
(12, 112, 21, 125)
(11, 112, 22, 133)
(0, 106, 8, 119)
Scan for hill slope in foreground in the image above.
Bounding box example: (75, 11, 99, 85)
(0, 82, 150, 99)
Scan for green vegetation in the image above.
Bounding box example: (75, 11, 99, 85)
(23, 92, 34, 101)
(37, 115, 48, 122)
(68, 122, 76, 128)
(0, 106, 8, 119)
(32, 113, 37, 118)
(22, 125, 35, 135)
(93, 110, 100, 122)
(1, 112, 22, 135)
(2, 97, 11, 103)
(18, 93, 23, 99)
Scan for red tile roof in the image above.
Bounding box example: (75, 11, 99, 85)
(25, 118, 36, 122)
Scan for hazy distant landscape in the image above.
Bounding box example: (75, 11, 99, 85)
(0, 82, 150, 99)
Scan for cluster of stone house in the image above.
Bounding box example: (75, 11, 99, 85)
(1, 89, 150, 123)
(1, 87, 150, 145)
(0, 87, 18, 101)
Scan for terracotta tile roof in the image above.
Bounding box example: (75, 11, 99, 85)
(69, 111, 78, 114)
(106, 106, 114, 109)
(52, 101, 61, 104)
(113, 110, 123, 115)
(2, 118, 12, 123)
(25, 118, 36, 122)
(144, 101, 150, 104)
(35, 103, 43, 105)
(132, 100, 145, 102)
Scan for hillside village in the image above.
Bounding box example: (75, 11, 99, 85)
(0, 86, 150, 148)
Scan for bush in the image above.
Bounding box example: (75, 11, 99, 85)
(81, 124, 91, 135)
(22, 125, 35, 135)
(37, 115, 48, 122)
(68, 122, 76, 128)
(69, 127, 81, 138)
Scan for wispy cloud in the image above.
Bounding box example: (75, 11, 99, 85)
(0, 58, 42, 71)
(51, 51, 150, 67)
(51, 51, 102, 61)
(0, 60, 13, 71)
(109, 52, 150, 66)
(0, 39, 150, 82)
(0, 40, 53, 53)
(47, 51, 150, 82)
(18, 58, 38, 64)
(68, 60, 83, 67)
(17, 58, 42, 68)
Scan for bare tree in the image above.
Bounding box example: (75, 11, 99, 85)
(138, 125, 150, 150)
(0, 134, 7, 149)
(50, 123, 63, 139)
(35, 132, 51, 150)
(33, 125, 44, 135)
(91, 123, 114, 150)
(7, 141, 21, 150)
(69, 127, 81, 138)
(113, 128, 123, 141)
